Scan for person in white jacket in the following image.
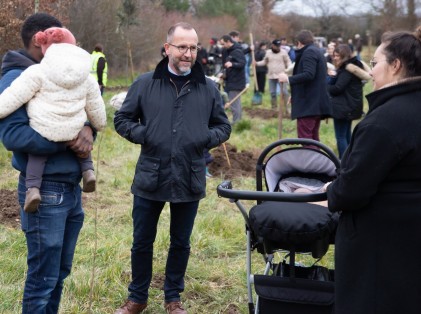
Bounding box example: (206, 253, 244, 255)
(0, 27, 106, 212)
(255, 39, 292, 112)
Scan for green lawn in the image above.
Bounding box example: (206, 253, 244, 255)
(0, 81, 373, 313)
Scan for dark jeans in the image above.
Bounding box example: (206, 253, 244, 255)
(18, 176, 84, 314)
(128, 196, 199, 303)
(297, 116, 321, 141)
(26, 153, 94, 189)
(334, 118, 352, 158)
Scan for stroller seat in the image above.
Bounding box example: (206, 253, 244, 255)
(217, 138, 341, 314)
(250, 201, 339, 258)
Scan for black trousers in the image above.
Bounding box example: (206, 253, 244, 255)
(255, 71, 266, 93)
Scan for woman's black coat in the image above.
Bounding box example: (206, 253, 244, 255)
(327, 57, 364, 120)
(327, 78, 421, 314)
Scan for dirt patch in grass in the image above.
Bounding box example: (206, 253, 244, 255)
(244, 107, 279, 119)
(0, 189, 20, 228)
(208, 142, 258, 180)
(224, 303, 241, 314)
(0, 142, 257, 228)
(150, 273, 165, 290)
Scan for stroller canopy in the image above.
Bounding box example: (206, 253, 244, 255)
(265, 148, 337, 192)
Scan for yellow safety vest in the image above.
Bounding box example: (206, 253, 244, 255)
(90, 51, 108, 86)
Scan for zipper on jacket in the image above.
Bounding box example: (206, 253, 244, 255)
(170, 78, 190, 97)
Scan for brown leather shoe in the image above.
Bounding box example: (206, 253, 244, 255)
(165, 301, 187, 314)
(114, 300, 147, 314)
(82, 169, 96, 193)
(24, 187, 41, 213)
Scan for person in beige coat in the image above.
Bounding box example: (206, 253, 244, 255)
(0, 27, 106, 212)
(255, 39, 291, 110)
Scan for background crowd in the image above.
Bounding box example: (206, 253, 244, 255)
(192, 29, 369, 157)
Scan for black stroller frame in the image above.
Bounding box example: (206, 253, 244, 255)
(217, 139, 340, 314)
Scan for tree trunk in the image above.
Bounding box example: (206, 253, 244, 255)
(127, 40, 135, 82)
(407, 0, 416, 30)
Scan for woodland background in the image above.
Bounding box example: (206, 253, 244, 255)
(1, 1, 421, 313)
(1, 0, 420, 80)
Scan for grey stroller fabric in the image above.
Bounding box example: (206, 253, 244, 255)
(265, 149, 336, 192)
(278, 176, 325, 193)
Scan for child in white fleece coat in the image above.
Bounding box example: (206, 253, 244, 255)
(0, 27, 106, 212)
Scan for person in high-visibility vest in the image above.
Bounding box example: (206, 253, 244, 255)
(91, 43, 108, 95)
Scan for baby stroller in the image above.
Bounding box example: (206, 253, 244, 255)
(217, 138, 340, 314)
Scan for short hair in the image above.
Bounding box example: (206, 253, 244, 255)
(229, 30, 240, 38)
(94, 43, 103, 52)
(381, 26, 421, 78)
(220, 35, 234, 43)
(296, 30, 314, 46)
(21, 13, 62, 48)
(167, 22, 195, 43)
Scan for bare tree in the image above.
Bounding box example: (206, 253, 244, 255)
(116, 0, 138, 82)
(300, 0, 361, 36)
(406, 0, 417, 30)
(248, 0, 278, 40)
(0, 0, 73, 58)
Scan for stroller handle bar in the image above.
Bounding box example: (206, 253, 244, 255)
(217, 180, 327, 203)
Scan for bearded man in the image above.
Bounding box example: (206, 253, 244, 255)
(113, 22, 231, 314)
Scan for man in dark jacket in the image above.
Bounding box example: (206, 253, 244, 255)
(114, 22, 231, 314)
(207, 37, 222, 75)
(0, 13, 93, 313)
(229, 30, 251, 86)
(220, 34, 246, 124)
(279, 30, 331, 141)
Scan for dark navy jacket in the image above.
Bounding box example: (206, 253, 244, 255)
(289, 44, 331, 120)
(114, 57, 231, 202)
(0, 50, 82, 184)
(223, 43, 246, 92)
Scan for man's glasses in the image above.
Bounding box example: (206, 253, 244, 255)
(168, 44, 200, 54)
(369, 59, 387, 69)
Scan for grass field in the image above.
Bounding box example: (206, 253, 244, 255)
(0, 77, 373, 313)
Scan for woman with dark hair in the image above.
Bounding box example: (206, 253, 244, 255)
(327, 44, 369, 158)
(325, 26, 421, 314)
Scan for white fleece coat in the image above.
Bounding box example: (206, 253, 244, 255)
(256, 49, 292, 79)
(0, 43, 106, 141)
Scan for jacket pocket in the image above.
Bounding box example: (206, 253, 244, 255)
(190, 158, 206, 194)
(136, 155, 160, 192)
